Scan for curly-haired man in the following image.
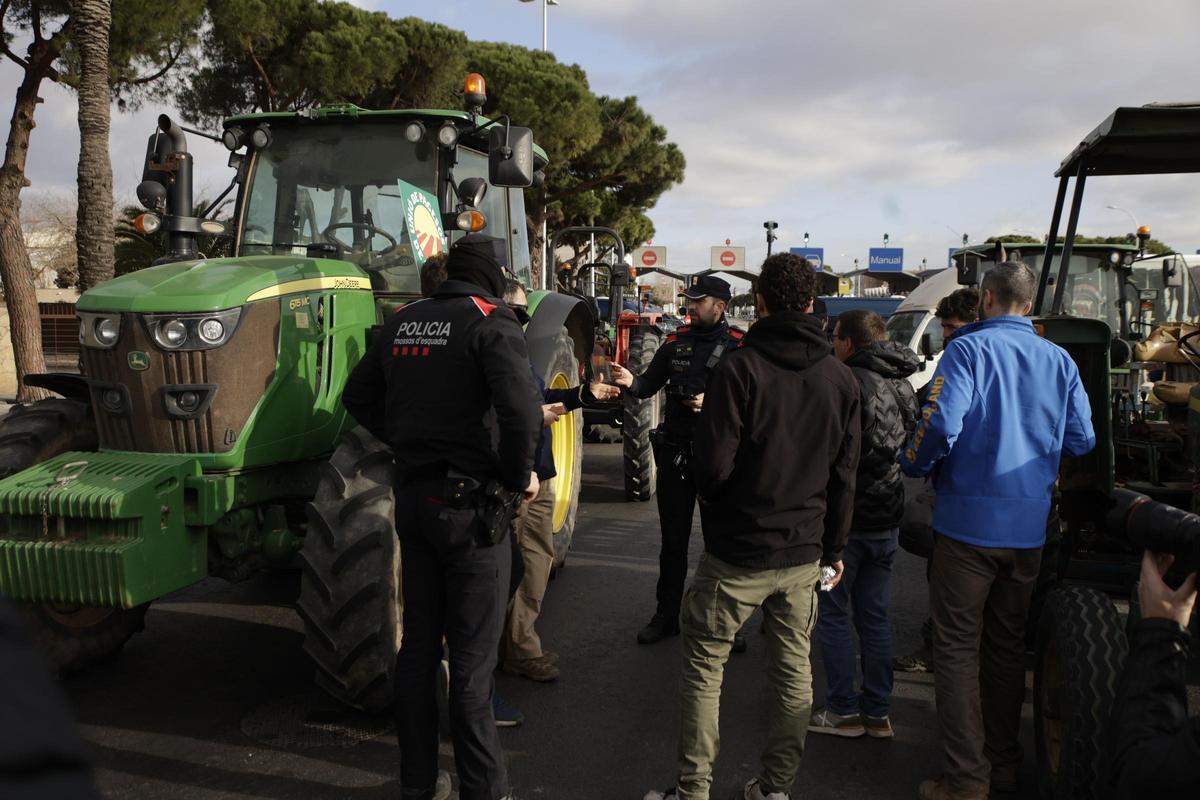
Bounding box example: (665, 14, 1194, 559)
(645, 252, 862, 800)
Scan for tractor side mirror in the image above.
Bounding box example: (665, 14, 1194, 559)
(1163, 257, 1184, 288)
(956, 254, 979, 286)
(489, 126, 534, 188)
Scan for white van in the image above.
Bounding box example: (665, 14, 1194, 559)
(884, 268, 959, 389)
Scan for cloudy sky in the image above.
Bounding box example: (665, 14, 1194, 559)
(4, 0, 1200, 275)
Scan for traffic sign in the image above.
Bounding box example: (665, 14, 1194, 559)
(710, 246, 745, 270)
(868, 247, 904, 272)
(838, 277, 853, 296)
(633, 246, 666, 269)
(790, 247, 824, 270)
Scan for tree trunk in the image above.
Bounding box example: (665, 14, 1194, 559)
(74, 0, 115, 292)
(528, 203, 546, 290)
(0, 43, 61, 403)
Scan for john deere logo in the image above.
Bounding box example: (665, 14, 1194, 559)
(127, 351, 150, 371)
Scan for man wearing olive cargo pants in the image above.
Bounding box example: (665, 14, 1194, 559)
(643, 253, 861, 800)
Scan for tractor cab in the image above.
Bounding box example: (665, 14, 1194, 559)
(132, 74, 546, 303)
(950, 241, 1155, 337)
(230, 106, 543, 298)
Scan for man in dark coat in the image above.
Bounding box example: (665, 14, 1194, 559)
(644, 253, 861, 800)
(610, 275, 746, 648)
(342, 234, 541, 800)
(809, 309, 919, 740)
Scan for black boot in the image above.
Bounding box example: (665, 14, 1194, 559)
(637, 611, 680, 644)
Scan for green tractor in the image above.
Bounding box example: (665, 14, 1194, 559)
(950, 104, 1200, 799)
(0, 76, 593, 712)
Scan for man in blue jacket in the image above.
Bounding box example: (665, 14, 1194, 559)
(899, 262, 1095, 800)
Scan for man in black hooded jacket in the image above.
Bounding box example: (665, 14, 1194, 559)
(809, 309, 919, 741)
(644, 253, 860, 800)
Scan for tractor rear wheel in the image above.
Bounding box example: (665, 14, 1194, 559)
(1033, 585, 1127, 800)
(0, 398, 149, 672)
(622, 327, 662, 502)
(298, 427, 400, 714)
(546, 329, 583, 571)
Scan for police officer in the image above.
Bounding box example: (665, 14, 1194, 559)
(611, 275, 746, 648)
(342, 234, 541, 800)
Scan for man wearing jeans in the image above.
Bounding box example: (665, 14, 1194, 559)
(644, 253, 861, 800)
(810, 310, 919, 740)
(899, 262, 1095, 800)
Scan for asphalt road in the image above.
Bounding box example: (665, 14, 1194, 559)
(62, 442, 1043, 800)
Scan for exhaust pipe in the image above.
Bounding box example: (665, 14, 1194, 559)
(135, 114, 196, 263)
(157, 114, 188, 155)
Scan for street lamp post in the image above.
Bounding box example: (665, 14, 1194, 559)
(1106, 204, 1140, 234)
(519, 0, 560, 289)
(764, 220, 778, 257)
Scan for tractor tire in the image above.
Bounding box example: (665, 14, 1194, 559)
(1033, 585, 1127, 800)
(545, 329, 584, 571)
(0, 398, 149, 673)
(622, 328, 662, 502)
(298, 426, 400, 714)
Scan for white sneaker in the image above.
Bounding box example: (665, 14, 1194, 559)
(643, 789, 678, 800)
(744, 777, 790, 800)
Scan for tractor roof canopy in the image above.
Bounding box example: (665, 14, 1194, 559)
(1057, 103, 1200, 177)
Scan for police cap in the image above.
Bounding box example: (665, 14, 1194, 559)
(682, 275, 732, 302)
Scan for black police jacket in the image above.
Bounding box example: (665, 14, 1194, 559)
(845, 342, 920, 533)
(625, 319, 743, 439)
(342, 279, 542, 492)
(1109, 618, 1200, 797)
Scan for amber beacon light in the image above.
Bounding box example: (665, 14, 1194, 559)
(464, 73, 487, 110)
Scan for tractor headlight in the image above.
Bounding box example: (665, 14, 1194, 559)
(143, 307, 243, 352)
(159, 320, 188, 349)
(77, 312, 122, 349)
(436, 122, 459, 148)
(404, 121, 426, 143)
(95, 317, 120, 345)
(198, 318, 225, 344)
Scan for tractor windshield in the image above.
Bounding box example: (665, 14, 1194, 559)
(239, 123, 438, 294)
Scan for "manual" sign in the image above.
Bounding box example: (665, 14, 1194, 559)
(868, 247, 904, 272)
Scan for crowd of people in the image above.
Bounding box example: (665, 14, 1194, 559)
(337, 237, 1198, 800)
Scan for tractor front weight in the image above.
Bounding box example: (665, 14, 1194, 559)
(0, 452, 318, 608)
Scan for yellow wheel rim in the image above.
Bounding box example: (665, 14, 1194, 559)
(548, 371, 578, 532)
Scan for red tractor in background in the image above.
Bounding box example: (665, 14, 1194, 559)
(551, 227, 665, 501)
